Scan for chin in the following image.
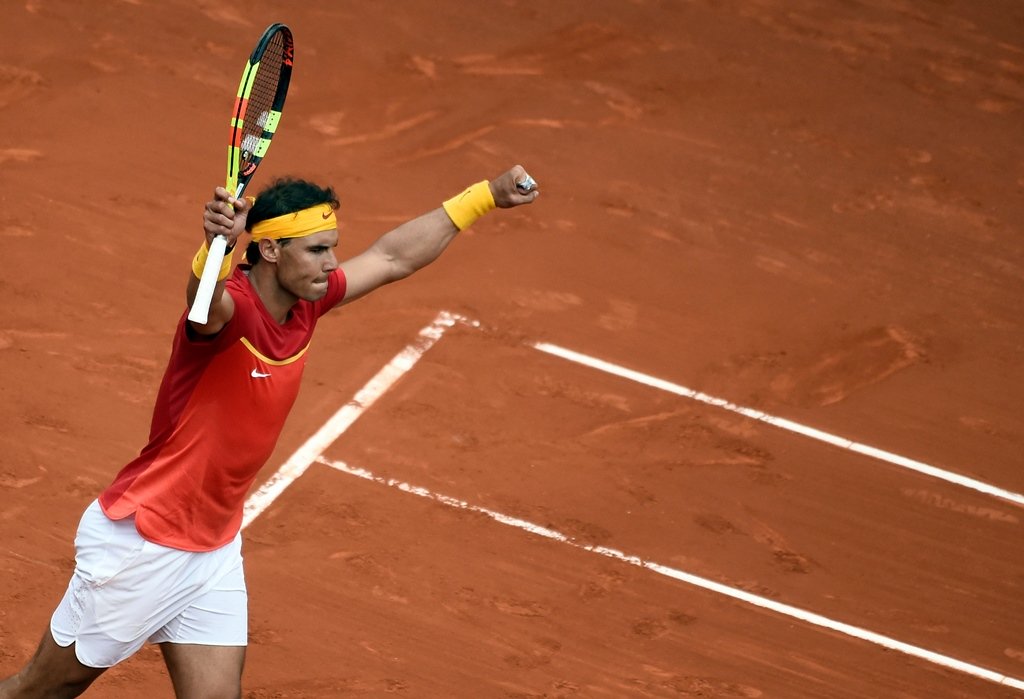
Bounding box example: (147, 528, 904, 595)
(304, 282, 330, 301)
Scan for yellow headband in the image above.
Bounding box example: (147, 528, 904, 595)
(250, 203, 337, 241)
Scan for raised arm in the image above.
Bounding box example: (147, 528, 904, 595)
(338, 165, 538, 305)
(185, 187, 252, 335)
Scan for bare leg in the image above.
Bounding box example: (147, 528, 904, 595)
(0, 630, 105, 699)
(160, 643, 245, 699)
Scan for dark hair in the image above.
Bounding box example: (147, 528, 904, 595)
(245, 177, 340, 265)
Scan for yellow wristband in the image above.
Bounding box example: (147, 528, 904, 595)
(192, 241, 234, 281)
(442, 180, 495, 231)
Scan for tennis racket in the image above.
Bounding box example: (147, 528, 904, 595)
(189, 23, 294, 324)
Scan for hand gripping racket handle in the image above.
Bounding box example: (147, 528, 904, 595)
(187, 234, 229, 324)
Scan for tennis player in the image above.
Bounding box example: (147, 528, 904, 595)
(0, 166, 539, 698)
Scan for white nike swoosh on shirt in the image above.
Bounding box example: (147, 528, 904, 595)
(251, 369, 272, 379)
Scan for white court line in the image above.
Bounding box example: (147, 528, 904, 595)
(316, 455, 1024, 693)
(241, 311, 467, 529)
(238, 312, 1021, 690)
(533, 342, 1024, 508)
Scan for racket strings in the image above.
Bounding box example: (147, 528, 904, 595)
(239, 34, 285, 162)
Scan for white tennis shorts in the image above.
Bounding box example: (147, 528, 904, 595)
(50, 500, 247, 668)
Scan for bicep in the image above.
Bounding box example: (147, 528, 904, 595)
(335, 209, 458, 308)
(338, 246, 406, 306)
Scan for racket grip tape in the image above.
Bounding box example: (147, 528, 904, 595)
(187, 235, 229, 324)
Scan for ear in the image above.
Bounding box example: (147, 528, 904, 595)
(258, 238, 280, 264)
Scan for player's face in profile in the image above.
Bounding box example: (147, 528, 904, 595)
(275, 229, 339, 301)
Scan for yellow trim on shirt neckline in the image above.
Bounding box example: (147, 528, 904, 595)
(239, 337, 310, 366)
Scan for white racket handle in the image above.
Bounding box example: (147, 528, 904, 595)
(187, 234, 229, 324)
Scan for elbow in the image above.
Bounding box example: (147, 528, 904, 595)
(390, 259, 417, 282)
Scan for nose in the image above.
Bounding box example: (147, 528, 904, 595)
(323, 250, 339, 272)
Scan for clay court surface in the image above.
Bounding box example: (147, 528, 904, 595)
(2, 1, 1023, 696)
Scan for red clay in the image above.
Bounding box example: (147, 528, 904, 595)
(1, 1, 1022, 697)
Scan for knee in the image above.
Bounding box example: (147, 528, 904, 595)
(0, 668, 94, 699)
(0, 671, 23, 699)
(0, 642, 104, 699)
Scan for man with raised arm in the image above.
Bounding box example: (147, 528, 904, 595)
(0, 167, 539, 698)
